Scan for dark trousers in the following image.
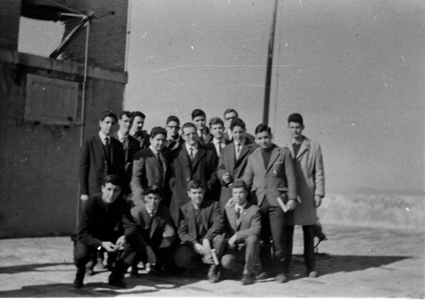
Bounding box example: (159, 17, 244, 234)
(259, 201, 286, 270)
(128, 238, 176, 271)
(221, 235, 261, 275)
(283, 225, 316, 273)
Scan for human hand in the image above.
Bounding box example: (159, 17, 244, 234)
(227, 234, 238, 249)
(101, 241, 117, 252)
(314, 196, 322, 208)
(226, 198, 236, 208)
(146, 246, 157, 265)
(115, 235, 126, 250)
(222, 173, 232, 184)
(194, 243, 204, 255)
(287, 200, 297, 211)
(80, 194, 89, 201)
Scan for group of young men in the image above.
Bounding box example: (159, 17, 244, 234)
(75, 108, 325, 288)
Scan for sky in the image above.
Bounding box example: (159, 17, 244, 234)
(19, 0, 425, 195)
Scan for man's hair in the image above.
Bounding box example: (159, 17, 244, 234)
(100, 110, 118, 122)
(132, 111, 146, 119)
(187, 179, 205, 191)
(143, 185, 162, 197)
(230, 117, 246, 130)
(119, 111, 133, 120)
(288, 113, 304, 125)
(255, 123, 272, 135)
(182, 122, 197, 132)
(191, 109, 206, 120)
(223, 108, 238, 118)
(166, 115, 180, 125)
(102, 174, 122, 188)
(150, 126, 167, 139)
(209, 117, 224, 128)
(231, 179, 248, 191)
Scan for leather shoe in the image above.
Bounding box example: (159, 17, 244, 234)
(73, 278, 84, 289)
(241, 273, 256, 285)
(275, 273, 288, 283)
(255, 271, 271, 280)
(308, 270, 318, 278)
(207, 265, 220, 283)
(108, 276, 127, 288)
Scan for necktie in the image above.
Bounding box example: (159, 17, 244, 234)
(156, 152, 162, 165)
(105, 137, 110, 147)
(189, 147, 194, 160)
(217, 142, 222, 157)
(122, 135, 129, 149)
(236, 143, 241, 159)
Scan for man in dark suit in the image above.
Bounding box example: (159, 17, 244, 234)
(206, 117, 228, 158)
(79, 110, 125, 202)
(243, 123, 297, 283)
(112, 111, 141, 195)
(128, 185, 176, 277)
(192, 109, 213, 144)
(217, 118, 258, 210)
(73, 175, 141, 289)
(222, 108, 255, 144)
(131, 127, 170, 206)
(169, 122, 218, 224)
(221, 180, 262, 285)
(174, 180, 225, 283)
(130, 111, 150, 149)
(164, 115, 184, 152)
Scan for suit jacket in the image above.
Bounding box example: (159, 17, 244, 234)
(132, 130, 150, 149)
(243, 145, 297, 207)
(223, 201, 261, 243)
(165, 135, 184, 152)
(79, 134, 125, 195)
(131, 148, 170, 203)
(205, 139, 231, 158)
(199, 127, 213, 145)
(285, 136, 325, 225)
(224, 131, 255, 144)
(131, 202, 176, 249)
(217, 140, 258, 209)
(177, 199, 224, 245)
(111, 132, 141, 183)
(169, 143, 218, 224)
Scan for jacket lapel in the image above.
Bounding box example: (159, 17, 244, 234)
(191, 146, 205, 173)
(296, 138, 310, 159)
(266, 146, 280, 174)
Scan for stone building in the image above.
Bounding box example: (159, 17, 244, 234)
(0, 0, 129, 237)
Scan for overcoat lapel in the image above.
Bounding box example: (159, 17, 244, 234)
(266, 147, 280, 174)
(191, 147, 206, 174)
(296, 139, 310, 159)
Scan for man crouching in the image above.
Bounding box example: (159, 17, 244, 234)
(174, 179, 226, 283)
(73, 175, 139, 289)
(221, 180, 262, 285)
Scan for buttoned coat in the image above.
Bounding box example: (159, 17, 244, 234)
(286, 137, 325, 225)
(131, 148, 170, 203)
(177, 199, 224, 245)
(169, 144, 218, 224)
(131, 202, 176, 249)
(111, 132, 141, 184)
(223, 201, 261, 242)
(79, 135, 125, 195)
(243, 145, 297, 207)
(217, 141, 258, 209)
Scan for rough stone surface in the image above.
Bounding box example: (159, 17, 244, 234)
(0, 224, 423, 298)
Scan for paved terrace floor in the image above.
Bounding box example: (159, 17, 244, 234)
(0, 224, 423, 298)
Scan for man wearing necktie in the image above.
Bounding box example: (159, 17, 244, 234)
(205, 117, 228, 158)
(217, 118, 258, 211)
(221, 180, 262, 285)
(130, 111, 150, 149)
(169, 122, 218, 225)
(222, 108, 256, 144)
(191, 109, 213, 145)
(131, 127, 171, 206)
(127, 185, 176, 277)
(112, 111, 141, 196)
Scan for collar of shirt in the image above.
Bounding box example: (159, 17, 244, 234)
(149, 146, 159, 156)
(185, 142, 198, 154)
(213, 137, 224, 147)
(235, 138, 246, 147)
(99, 131, 109, 145)
(291, 136, 305, 145)
(146, 206, 157, 216)
(117, 131, 128, 143)
(262, 143, 276, 153)
(235, 202, 247, 213)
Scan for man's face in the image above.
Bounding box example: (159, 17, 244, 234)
(210, 124, 224, 140)
(224, 111, 237, 130)
(166, 121, 180, 139)
(193, 115, 206, 131)
(145, 193, 161, 212)
(99, 116, 116, 136)
(182, 126, 198, 146)
(232, 187, 247, 207)
(232, 126, 246, 144)
(101, 182, 121, 203)
(256, 130, 273, 150)
(150, 134, 166, 151)
(187, 187, 205, 208)
(119, 115, 133, 134)
(288, 122, 304, 139)
(131, 116, 145, 133)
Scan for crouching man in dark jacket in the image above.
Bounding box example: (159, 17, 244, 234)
(73, 175, 140, 289)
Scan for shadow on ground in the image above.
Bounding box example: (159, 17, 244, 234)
(0, 262, 74, 274)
